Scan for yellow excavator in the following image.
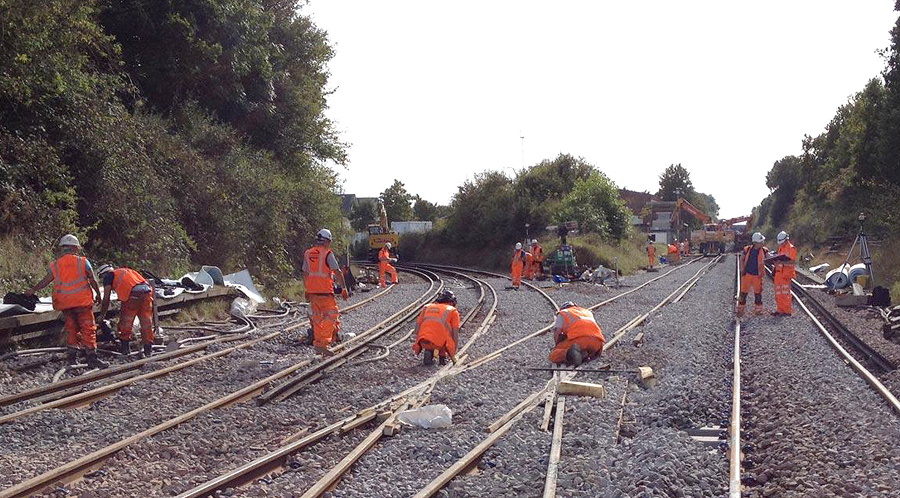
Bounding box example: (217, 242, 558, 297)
(367, 202, 399, 262)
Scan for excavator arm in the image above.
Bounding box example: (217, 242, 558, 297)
(675, 198, 711, 224)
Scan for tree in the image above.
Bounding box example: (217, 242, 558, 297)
(764, 155, 802, 227)
(381, 180, 413, 222)
(413, 196, 439, 222)
(694, 193, 720, 219)
(656, 164, 694, 201)
(556, 171, 632, 240)
(349, 201, 377, 232)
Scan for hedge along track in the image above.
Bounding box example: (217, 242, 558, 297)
(0, 281, 406, 423)
(0, 269, 440, 498)
(177, 260, 705, 498)
(411, 256, 722, 498)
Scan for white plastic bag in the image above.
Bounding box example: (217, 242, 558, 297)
(397, 404, 452, 429)
(229, 297, 257, 319)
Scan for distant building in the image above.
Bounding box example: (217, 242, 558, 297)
(618, 189, 655, 231)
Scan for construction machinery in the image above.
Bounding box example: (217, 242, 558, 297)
(367, 202, 399, 262)
(690, 214, 754, 255)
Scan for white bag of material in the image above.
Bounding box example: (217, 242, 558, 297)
(229, 297, 257, 319)
(397, 404, 452, 429)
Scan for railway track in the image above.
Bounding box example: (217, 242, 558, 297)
(0, 269, 440, 498)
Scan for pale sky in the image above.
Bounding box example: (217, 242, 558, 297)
(308, 1, 897, 219)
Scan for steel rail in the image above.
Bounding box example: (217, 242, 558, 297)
(730, 256, 742, 498)
(0, 284, 397, 409)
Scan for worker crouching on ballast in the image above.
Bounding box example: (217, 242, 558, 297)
(772, 231, 796, 316)
(412, 290, 460, 366)
(97, 264, 155, 358)
(25, 235, 108, 369)
(378, 242, 399, 287)
(303, 229, 349, 356)
(737, 232, 766, 316)
(549, 302, 605, 367)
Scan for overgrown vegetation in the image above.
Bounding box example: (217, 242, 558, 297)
(0, 0, 346, 289)
(752, 4, 900, 298)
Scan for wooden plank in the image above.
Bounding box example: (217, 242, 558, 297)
(0, 357, 313, 498)
(557, 380, 606, 398)
(542, 396, 566, 498)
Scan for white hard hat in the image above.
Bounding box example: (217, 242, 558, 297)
(316, 228, 333, 241)
(384, 242, 392, 249)
(776, 231, 789, 244)
(531, 239, 538, 244)
(96, 264, 114, 277)
(59, 234, 80, 247)
(752, 232, 765, 243)
(515, 242, 522, 250)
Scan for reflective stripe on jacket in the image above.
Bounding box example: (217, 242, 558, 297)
(556, 306, 604, 343)
(50, 254, 93, 310)
(111, 268, 148, 302)
(416, 303, 457, 339)
(304, 245, 335, 294)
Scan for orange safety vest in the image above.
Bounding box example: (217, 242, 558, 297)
(647, 244, 656, 256)
(378, 246, 391, 264)
(50, 254, 94, 310)
(416, 303, 458, 340)
(557, 306, 604, 343)
(111, 268, 148, 301)
(667, 244, 677, 254)
(532, 245, 542, 261)
(512, 249, 527, 267)
(304, 245, 335, 294)
(775, 241, 797, 279)
(741, 245, 766, 275)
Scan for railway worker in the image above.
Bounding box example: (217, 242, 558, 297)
(681, 239, 690, 257)
(527, 239, 543, 280)
(737, 232, 767, 316)
(510, 242, 529, 290)
(667, 240, 680, 263)
(96, 264, 155, 358)
(303, 229, 349, 356)
(548, 302, 605, 367)
(772, 231, 797, 316)
(412, 290, 460, 366)
(24, 234, 108, 369)
(646, 239, 656, 269)
(378, 242, 399, 287)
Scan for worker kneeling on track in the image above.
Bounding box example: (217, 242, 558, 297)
(303, 228, 349, 356)
(25, 234, 108, 369)
(737, 232, 766, 316)
(549, 302, 605, 367)
(772, 230, 796, 316)
(412, 290, 460, 366)
(97, 264, 155, 358)
(378, 242, 399, 287)
(667, 241, 680, 264)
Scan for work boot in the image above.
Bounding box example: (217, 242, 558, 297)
(67, 347, 78, 366)
(120, 340, 131, 357)
(143, 344, 153, 358)
(86, 351, 109, 370)
(566, 344, 583, 367)
(423, 349, 434, 366)
(439, 355, 447, 366)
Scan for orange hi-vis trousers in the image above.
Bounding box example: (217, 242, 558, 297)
(737, 273, 764, 314)
(774, 271, 792, 314)
(549, 335, 604, 364)
(308, 293, 340, 349)
(117, 292, 154, 344)
(379, 262, 398, 287)
(511, 262, 523, 287)
(63, 306, 97, 350)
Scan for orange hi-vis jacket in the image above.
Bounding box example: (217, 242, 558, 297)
(414, 302, 460, 354)
(304, 245, 335, 294)
(667, 244, 677, 254)
(740, 244, 765, 275)
(378, 246, 391, 265)
(555, 306, 604, 344)
(775, 241, 797, 279)
(511, 249, 527, 268)
(647, 244, 656, 257)
(532, 244, 543, 261)
(110, 268, 149, 301)
(50, 254, 94, 310)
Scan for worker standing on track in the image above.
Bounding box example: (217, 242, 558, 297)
(96, 265, 155, 358)
(378, 242, 399, 287)
(412, 290, 460, 366)
(772, 231, 797, 316)
(510, 242, 529, 290)
(24, 235, 108, 369)
(302, 229, 349, 356)
(681, 239, 689, 257)
(529, 239, 543, 280)
(737, 232, 767, 316)
(646, 239, 656, 270)
(548, 302, 605, 366)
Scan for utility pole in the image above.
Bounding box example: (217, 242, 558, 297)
(520, 131, 525, 169)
